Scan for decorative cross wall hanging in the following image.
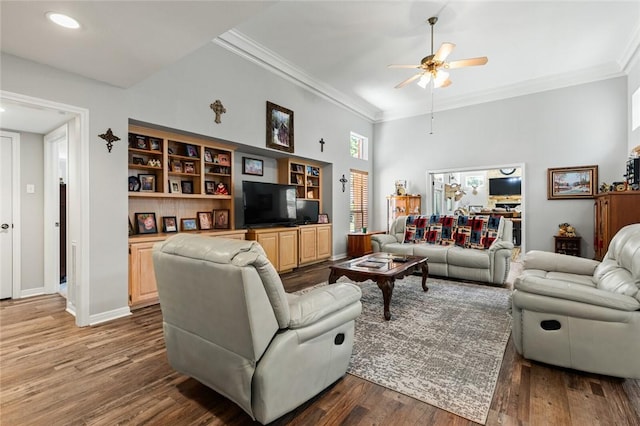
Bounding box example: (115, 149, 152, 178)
(339, 174, 348, 192)
(209, 100, 226, 124)
(98, 128, 120, 153)
(319, 138, 325, 152)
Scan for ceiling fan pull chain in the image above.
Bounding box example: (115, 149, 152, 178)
(429, 83, 435, 135)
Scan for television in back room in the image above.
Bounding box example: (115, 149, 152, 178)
(296, 199, 319, 224)
(489, 177, 522, 196)
(242, 181, 297, 227)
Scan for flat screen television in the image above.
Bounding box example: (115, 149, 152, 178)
(489, 177, 521, 196)
(296, 199, 319, 224)
(242, 181, 297, 227)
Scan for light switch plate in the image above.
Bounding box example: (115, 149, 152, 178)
(26, 184, 35, 194)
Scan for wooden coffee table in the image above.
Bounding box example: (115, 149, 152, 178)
(329, 253, 429, 321)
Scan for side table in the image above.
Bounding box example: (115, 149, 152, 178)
(554, 236, 581, 257)
(347, 231, 386, 257)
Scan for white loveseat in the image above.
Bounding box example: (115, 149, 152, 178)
(371, 215, 514, 285)
(512, 223, 640, 378)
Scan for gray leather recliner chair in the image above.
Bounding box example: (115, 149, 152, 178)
(153, 234, 362, 424)
(512, 223, 640, 378)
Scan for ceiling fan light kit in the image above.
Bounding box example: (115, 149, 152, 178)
(389, 16, 488, 134)
(389, 16, 488, 91)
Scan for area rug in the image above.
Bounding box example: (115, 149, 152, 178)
(334, 275, 512, 424)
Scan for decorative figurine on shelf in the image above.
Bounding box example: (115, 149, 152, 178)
(599, 182, 611, 193)
(147, 159, 161, 168)
(558, 222, 577, 237)
(214, 182, 228, 195)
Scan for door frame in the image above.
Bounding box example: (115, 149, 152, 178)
(0, 131, 22, 299)
(1, 90, 91, 327)
(44, 124, 67, 295)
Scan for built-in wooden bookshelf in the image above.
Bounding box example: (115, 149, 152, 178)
(277, 157, 323, 211)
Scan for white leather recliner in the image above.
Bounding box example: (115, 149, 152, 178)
(153, 234, 362, 424)
(512, 223, 640, 378)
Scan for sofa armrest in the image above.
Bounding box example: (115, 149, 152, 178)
(514, 275, 640, 311)
(523, 250, 599, 275)
(287, 283, 362, 329)
(371, 234, 399, 252)
(489, 240, 514, 252)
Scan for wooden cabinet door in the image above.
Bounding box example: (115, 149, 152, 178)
(129, 242, 159, 307)
(279, 230, 298, 271)
(316, 225, 332, 260)
(257, 233, 279, 269)
(299, 227, 317, 264)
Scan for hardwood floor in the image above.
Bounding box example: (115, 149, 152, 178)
(1, 260, 639, 426)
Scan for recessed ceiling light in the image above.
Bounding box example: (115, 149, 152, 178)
(46, 12, 80, 29)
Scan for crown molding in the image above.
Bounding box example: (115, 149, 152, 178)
(621, 22, 640, 73)
(215, 30, 633, 125)
(213, 30, 379, 122)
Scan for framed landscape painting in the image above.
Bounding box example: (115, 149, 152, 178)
(547, 165, 598, 199)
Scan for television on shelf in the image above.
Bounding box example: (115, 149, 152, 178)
(242, 181, 297, 227)
(296, 199, 319, 224)
(489, 177, 521, 196)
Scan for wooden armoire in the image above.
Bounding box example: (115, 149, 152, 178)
(593, 192, 640, 260)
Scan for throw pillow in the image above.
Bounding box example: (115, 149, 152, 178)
(440, 215, 457, 245)
(453, 215, 470, 247)
(404, 215, 429, 243)
(426, 223, 442, 244)
(469, 217, 489, 249)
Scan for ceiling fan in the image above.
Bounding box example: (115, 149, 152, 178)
(389, 16, 488, 89)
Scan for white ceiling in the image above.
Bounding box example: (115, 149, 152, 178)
(1, 1, 639, 132)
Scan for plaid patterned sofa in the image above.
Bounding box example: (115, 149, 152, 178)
(371, 214, 514, 285)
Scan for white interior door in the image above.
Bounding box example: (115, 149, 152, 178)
(0, 134, 15, 298)
(44, 124, 67, 294)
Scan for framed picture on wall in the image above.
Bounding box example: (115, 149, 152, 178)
(242, 157, 264, 176)
(266, 101, 294, 153)
(547, 165, 598, 200)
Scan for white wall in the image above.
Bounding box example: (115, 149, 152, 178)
(1, 41, 373, 319)
(373, 77, 628, 259)
(17, 131, 44, 291)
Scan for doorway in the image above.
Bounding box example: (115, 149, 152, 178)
(44, 124, 69, 298)
(0, 90, 90, 326)
(427, 164, 526, 254)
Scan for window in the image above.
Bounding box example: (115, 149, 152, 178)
(349, 169, 368, 232)
(350, 132, 368, 160)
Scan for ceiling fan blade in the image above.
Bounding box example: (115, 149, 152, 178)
(388, 64, 421, 69)
(437, 78, 452, 88)
(433, 42, 455, 62)
(394, 73, 422, 89)
(446, 57, 488, 69)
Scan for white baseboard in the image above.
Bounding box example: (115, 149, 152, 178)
(20, 287, 45, 298)
(89, 306, 131, 326)
(331, 252, 347, 261)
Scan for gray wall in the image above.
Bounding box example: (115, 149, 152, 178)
(1, 41, 373, 319)
(373, 77, 628, 259)
(629, 52, 640, 152)
(18, 131, 44, 291)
